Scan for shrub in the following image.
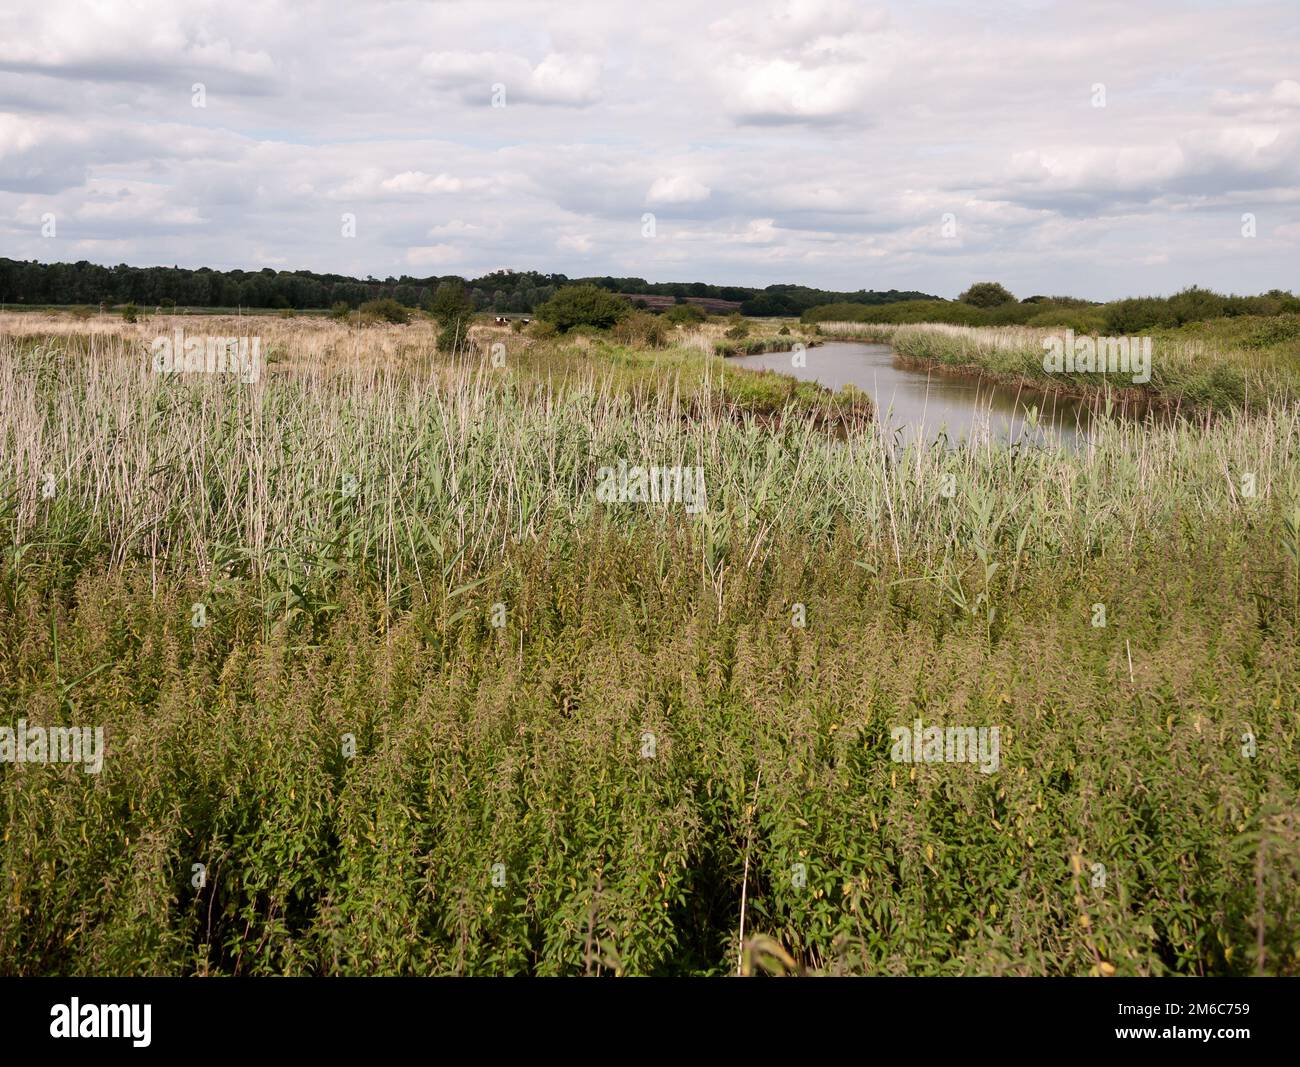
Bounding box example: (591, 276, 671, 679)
(1102, 288, 1300, 334)
(1104, 297, 1171, 333)
(328, 301, 353, 321)
(662, 303, 707, 326)
(121, 303, 138, 323)
(611, 311, 668, 348)
(959, 282, 1017, 307)
(1167, 286, 1228, 325)
(527, 319, 559, 340)
(565, 325, 605, 340)
(724, 314, 750, 340)
(1243, 314, 1300, 349)
(358, 298, 411, 325)
(1025, 308, 1108, 333)
(535, 285, 630, 332)
(426, 282, 475, 352)
(1021, 294, 1090, 307)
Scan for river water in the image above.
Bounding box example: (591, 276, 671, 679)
(731, 341, 1123, 449)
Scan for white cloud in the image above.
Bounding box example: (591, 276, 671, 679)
(1211, 79, 1300, 120)
(0, 0, 274, 87)
(556, 233, 594, 254)
(421, 50, 601, 106)
(381, 171, 480, 195)
(405, 244, 461, 267)
(646, 176, 711, 204)
(0, 0, 1297, 298)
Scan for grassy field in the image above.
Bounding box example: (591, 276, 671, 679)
(1, 312, 1298, 975)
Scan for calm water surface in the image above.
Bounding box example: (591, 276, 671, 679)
(731, 341, 1132, 449)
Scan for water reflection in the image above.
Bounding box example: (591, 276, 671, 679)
(730, 341, 1151, 449)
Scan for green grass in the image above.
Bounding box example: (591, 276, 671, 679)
(505, 334, 867, 420)
(1, 318, 1298, 975)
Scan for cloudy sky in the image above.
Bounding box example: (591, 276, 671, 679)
(1, 0, 1297, 299)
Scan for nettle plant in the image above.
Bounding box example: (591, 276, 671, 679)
(0, 321, 1297, 975)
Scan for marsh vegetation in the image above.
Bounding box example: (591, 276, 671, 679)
(1, 309, 1297, 975)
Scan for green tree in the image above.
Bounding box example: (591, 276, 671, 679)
(427, 281, 475, 351)
(535, 285, 631, 332)
(959, 282, 1017, 308)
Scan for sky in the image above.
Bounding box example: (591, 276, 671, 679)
(0, 0, 1297, 300)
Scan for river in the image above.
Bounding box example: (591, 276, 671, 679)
(730, 341, 1126, 449)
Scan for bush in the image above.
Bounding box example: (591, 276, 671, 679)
(1021, 294, 1089, 307)
(1024, 308, 1108, 333)
(1166, 286, 1229, 325)
(804, 300, 995, 326)
(535, 285, 630, 332)
(1103, 297, 1171, 333)
(358, 298, 411, 325)
(1243, 314, 1300, 349)
(959, 282, 1017, 307)
(328, 301, 353, 322)
(425, 282, 475, 352)
(1102, 287, 1300, 334)
(662, 303, 707, 326)
(805, 298, 1095, 329)
(724, 314, 750, 340)
(121, 303, 138, 323)
(611, 311, 668, 348)
(527, 319, 559, 340)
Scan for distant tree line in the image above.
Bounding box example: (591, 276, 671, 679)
(804, 284, 1300, 333)
(0, 257, 936, 316)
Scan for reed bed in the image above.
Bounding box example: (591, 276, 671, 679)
(3, 328, 1297, 589)
(1, 316, 1298, 976)
(815, 320, 1300, 409)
